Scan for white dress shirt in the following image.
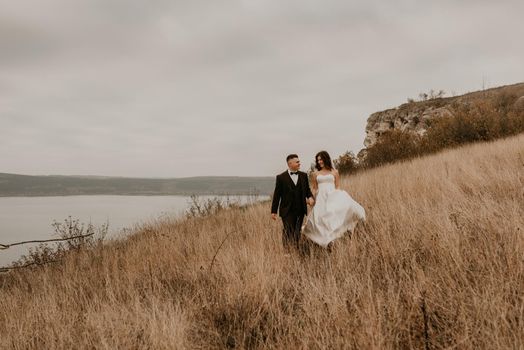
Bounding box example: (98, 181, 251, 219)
(288, 169, 299, 185)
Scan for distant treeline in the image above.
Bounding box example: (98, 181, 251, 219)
(335, 90, 524, 172)
(0, 174, 274, 197)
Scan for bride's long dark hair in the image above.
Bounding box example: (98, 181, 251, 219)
(315, 151, 333, 171)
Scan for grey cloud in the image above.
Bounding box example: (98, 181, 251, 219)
(1, 0, 523, 177)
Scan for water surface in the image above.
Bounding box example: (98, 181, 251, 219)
(0, 195, 265, 266)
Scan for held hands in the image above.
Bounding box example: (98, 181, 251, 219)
(272, 197, 314, 220)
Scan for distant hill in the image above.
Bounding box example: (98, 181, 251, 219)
(0, 173, 275, 196)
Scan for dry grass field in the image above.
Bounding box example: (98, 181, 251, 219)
(1, 134, 523, 349)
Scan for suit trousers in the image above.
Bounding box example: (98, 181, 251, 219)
(281, 213, 304, 250)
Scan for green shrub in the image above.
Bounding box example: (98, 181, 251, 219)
(334, 151, 359, 175)
(11, 216, 107, 269)
(364, 130, 421, 168)
(423, 95, 524, 152)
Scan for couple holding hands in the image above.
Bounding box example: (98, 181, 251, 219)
(271, 151, 366, 251)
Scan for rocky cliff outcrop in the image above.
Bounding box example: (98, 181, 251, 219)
(364, 104, 453, 147)
(362, 82, 524, 149)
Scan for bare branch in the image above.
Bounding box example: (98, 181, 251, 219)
(0, 232, 95, 250)
(209, 230, 235, 272)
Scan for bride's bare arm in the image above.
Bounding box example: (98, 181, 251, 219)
(311, 172, 318, 198)
(334, 169, 340, 189)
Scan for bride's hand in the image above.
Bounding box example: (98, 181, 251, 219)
(307, 197, 315, 206)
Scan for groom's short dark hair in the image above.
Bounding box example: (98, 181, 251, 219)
(286, 154, 299, 162)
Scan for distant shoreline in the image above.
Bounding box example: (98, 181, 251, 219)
(0, 173, 275, 197)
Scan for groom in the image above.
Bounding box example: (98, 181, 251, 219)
(271, 154, 314, 251)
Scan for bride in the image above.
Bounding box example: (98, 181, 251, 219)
(302, 151, 366, 248)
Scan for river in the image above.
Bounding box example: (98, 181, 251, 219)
(0, 195, 266, 266)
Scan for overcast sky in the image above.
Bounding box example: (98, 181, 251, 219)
(1, 0, 523, 177)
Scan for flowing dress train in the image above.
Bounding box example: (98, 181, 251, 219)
(302, 174, 365, 248)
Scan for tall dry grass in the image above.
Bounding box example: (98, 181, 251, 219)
(1, 134, 523, 349)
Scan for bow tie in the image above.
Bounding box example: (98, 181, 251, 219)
(289, 171, 298, 175)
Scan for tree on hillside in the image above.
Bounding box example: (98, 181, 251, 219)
(334, 151, 359, 175)
(364, 130, 421, 168)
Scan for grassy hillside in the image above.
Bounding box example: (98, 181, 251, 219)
(1, 134, 523, 349)
(0, 173, 274, 196)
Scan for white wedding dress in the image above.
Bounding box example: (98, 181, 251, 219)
(302, 173, 366, 248)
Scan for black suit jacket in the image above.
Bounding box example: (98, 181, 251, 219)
(271, 170, 313, 218)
